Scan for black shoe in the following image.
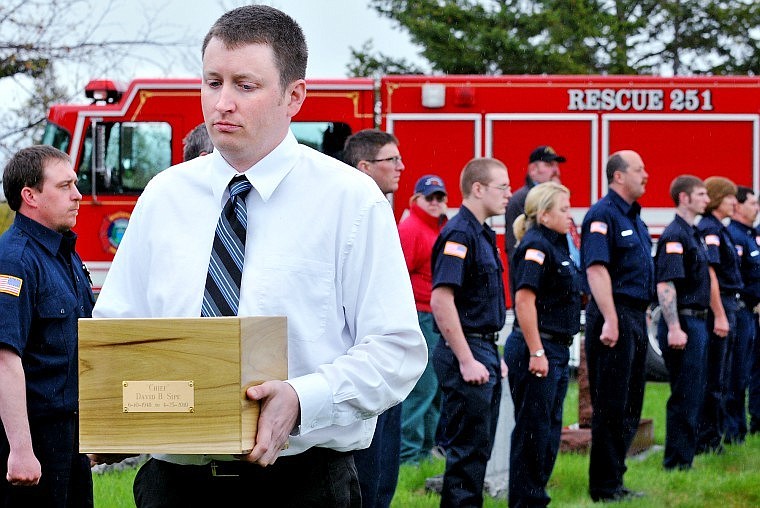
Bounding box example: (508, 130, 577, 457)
(590, 488, 644, 503)
(695, 443, 724, 455)
(620, 488, 645, 499)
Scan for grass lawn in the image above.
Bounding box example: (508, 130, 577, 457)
(93, 381, 760, 507)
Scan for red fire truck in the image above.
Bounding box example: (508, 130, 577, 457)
(42, 75, 760, 294)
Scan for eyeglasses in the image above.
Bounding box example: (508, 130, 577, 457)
(425, 194, 447, 203)
(484, 183, 511, 193)
(367, 155, 403, 165)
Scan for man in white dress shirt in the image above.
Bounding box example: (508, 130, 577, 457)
(93, 5, 425, 507)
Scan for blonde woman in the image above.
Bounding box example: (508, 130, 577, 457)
(504, 181, 582, 507)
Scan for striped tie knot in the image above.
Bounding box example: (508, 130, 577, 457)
(229, 175, 252, 198)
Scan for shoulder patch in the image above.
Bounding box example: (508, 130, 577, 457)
(665, 242, 683, 254)
(705, 234, 720, 246)
(443, 241, 468, 259)
(524, 248, 546, 265)
(0, 274, 23, 297)
(590, 221, 608, 235)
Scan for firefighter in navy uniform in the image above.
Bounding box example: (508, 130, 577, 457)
(505, 182, 582, 507)
(0, 146, 95, 508)
(695, 177, 742, 455)
(654, 175, 711, 470)
(581, 150, 653, 503)
(430, 158, 511, 508)
(725, 186, 760, 444)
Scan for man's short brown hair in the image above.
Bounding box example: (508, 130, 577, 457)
(3, 145, 71, 211)
(460, 158, 506, 198)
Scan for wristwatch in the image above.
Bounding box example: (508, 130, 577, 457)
(530, 349, 545, 358)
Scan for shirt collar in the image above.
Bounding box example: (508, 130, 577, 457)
(608, 188, 641, 217)
(729, 218, 753, 233)
(209, 130, 299, 203)
(537, 224, 564, 245)
(14, 212, 69, 256)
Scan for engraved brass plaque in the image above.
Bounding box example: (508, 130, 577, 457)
(122, 381, 195, 413)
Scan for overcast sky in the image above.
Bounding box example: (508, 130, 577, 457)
(106, 0, 428, 79)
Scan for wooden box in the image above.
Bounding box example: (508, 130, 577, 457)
(78, 316, 287, 454)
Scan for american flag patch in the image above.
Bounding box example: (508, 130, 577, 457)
(525, 248, 546, 265)
(665, 242, 683, 254)
(705, 234, 720, 246)
(443, 241, 468, 259)
(736, 245, 744, 257)
(590, 221, 608, 235)
(0, 274, 22, 297)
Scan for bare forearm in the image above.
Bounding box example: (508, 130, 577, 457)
(708, 267, 725, 318)
(515, 289, 543, 354)
(0, 349, 33, 453)
(586, 264, 617, 322)
(431, 287, 472, 364)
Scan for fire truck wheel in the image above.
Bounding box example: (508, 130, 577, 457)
(645, 305, 669, 382)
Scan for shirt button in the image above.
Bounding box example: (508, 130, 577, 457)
(60, 309, 65, 314)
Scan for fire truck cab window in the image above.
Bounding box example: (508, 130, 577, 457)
(291, 122, 352, 161)
(77, 121, 171, 195)
(41, 122, 71, 154)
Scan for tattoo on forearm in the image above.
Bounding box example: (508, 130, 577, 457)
(658, 282, 679, 326)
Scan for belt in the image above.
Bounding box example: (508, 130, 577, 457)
(678, 308, 708, 320)
(512, 327, 574, 346)
(204, 447, 348, 477)
(465, 332, 499, 343)
(614, 294, 650, 312)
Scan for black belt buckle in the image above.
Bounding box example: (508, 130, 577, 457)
(678, 308, 708, 320)
(467, 332, 498, 343)
(540, 331, 574, 346)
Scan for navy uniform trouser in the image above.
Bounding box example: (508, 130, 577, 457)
(657, 314, 709, 469)
(433, 338, 501, 508)
(750, 317, 760, 433)
(697, 295, 738, 452)
(725, 305, 755, 443)
(505, 331, 569, 508)
(353, 403, 401, 508)
(585, 300, 647, 499)
(0, 414, 92, 508)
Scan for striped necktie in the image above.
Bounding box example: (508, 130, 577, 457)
(201, 175, 253, 317)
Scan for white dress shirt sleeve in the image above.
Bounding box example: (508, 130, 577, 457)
(286, 198, 427, 435)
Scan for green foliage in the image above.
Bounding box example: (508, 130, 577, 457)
(355, 0, 760, 76)
(347, 40, 426, 78)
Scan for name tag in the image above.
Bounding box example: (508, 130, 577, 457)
(621, 229, 633, 237)
(561, 261, 570, 266)
(751, 250, 759, 257)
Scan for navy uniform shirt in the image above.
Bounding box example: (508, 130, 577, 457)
(511, 225, 582, 337)
(580, 189, 655, 304)
(697, 213, 743, 293)
(432, 205, 506, 334)
(727, 219, 760, 308)
(654, 214, 710, 310)
(0, 213, 94, 418)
